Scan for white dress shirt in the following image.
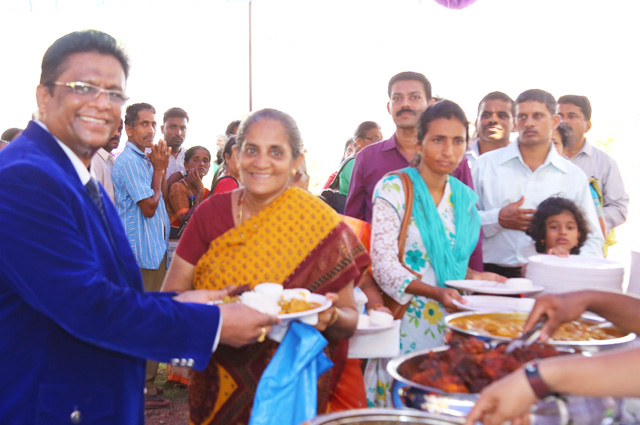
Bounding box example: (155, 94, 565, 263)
(465, 139, 481, 173)
(569, 140, 628, 231)
(91, 148, 116, 203)
(473, 140, 605, 267)
(166, 147, 186, 179)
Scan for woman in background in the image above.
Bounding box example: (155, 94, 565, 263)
(337, 122, 383, 196)
(211, 135, 241, 194)
(166, 146, 211, 227)
(371, 100, 502, 355)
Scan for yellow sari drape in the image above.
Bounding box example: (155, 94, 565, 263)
(188, 187, 370, 425)
(193, 187, 343, 291)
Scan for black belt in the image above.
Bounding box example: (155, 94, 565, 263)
(483, 263, 522, 278)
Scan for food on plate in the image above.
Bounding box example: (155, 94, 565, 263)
(408, 334, 566, 393)
(219, 284, 251, 304)
(449, 312, 626, 341)
(278, 297, 320, 314)
(240, 291, 281, 315)
(240, 286, 321, 315)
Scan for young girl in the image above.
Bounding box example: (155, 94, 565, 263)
(527, 196, 590, 256)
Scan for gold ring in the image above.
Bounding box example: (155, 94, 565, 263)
(257, 327, 267, 343)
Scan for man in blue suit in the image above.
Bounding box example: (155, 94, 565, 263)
(0, 30, 278, 424)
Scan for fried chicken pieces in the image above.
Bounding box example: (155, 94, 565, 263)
(410, 335, 564, 393)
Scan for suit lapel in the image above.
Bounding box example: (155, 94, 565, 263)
(24, 122, 143, 290)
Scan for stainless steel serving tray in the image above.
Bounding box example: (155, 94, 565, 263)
(306, 408, 464, 425)
(387, 345, 621, 424)
(444, 311, 635, 352)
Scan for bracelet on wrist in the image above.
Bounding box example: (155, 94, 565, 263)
(524, 360, 557, 399)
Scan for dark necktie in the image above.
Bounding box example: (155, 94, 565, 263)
(85, 178, 107, 223)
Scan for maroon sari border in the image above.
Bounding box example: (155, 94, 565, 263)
(285, 221, 371, 295)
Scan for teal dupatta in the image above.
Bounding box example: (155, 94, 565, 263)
(402, 167, 480, 287)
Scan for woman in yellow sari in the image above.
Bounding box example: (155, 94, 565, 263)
(162, 108, 370, 425)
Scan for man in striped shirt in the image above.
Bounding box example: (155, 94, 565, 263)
(112, 102, 171, 407)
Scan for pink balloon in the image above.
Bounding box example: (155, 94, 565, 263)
(433, 0, 479, 9)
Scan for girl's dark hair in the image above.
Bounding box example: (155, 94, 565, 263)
(184, 145, 211, 163)
(526, 196, 590, 254)
(222, 135, 237, 162)
(417, 99, 469, 145)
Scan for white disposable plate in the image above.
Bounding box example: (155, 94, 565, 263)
(278, 293, 332, 320)
(452, 295, 535, 312)
(528, 254, 624, 271)
(446, 279, 544, 295)
(526, 271, 623, 283)
(355, 321, 399, 335)
(268, 294, 333, 342)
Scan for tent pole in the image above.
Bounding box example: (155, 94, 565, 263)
(248, 0, 253, 112)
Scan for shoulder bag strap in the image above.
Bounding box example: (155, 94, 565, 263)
(329, 156, 354, 190)
(379, 171, 422, 320)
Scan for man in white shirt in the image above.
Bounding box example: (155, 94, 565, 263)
(557, 95, 628, 255)
(162, 107, 189, 189)
(473, 89, 604, 276)
(466, 91, 515, 172)
(90, 118, 122, 202)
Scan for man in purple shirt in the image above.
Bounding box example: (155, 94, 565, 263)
(345, 71, 483, 271)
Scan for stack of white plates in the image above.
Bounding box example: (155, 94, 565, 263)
(525, 254, 624, 294)
(627, 250, 640, 296)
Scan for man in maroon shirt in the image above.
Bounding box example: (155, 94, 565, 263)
(345, 71, 483, 271)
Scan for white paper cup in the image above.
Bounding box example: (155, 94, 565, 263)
(357, 314, 371, 329)
(505, 278, 533, 290)
(369, 310, 394, 327)
(282, 288, 311, 301)
(268, 322, 289, 342)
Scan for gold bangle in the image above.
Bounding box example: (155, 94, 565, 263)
(328, 309, 340, 328)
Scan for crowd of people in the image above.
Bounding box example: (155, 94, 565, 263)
(0, 28, 635, 425)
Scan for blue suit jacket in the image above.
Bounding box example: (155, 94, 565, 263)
(0, 122, 220, 424)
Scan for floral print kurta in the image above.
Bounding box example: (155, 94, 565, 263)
(370, 173, 456, 354)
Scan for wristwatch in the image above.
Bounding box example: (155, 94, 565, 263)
(524, 360, 557, 399)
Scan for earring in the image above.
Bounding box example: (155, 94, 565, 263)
(291, 169, 296, 176)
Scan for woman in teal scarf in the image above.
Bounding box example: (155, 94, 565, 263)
(370, 100, 504, 355)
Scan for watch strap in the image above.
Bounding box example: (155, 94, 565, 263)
(524, 360, 556, 399)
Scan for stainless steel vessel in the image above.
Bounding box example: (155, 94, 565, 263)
(306, 408, 464, 425)
(387, 346, 621, 425)
(444, 311, 635, 352)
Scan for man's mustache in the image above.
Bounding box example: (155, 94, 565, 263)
(396, 108, 416, 117)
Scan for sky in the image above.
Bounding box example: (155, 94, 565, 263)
(2, 0, 639, 267)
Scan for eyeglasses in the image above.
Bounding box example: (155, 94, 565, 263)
(52, 81, 129, 105)
(362, 136, 382, 143)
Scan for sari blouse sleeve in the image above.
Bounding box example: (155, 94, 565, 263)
(169, 181, 191, 218)
(370, 175, 416, 305)
(175, 192, 235, 265)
